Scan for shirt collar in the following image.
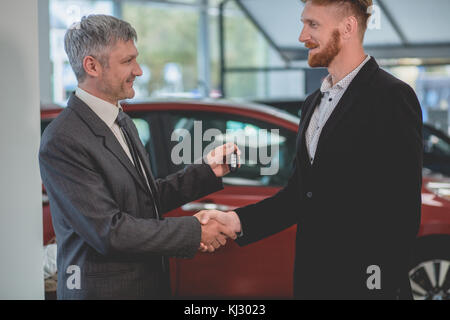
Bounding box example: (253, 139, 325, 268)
(75, 87, 122, 128)
(320, 55, 371, 94)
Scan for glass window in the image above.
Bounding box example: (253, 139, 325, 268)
(41, 119, 53, 136)
(387, 64, 450, 136)
(422, 125, 450, 176)
(423, 128, 450, 157)
(225, 70, 305, 100)
(49, 0, 114, 105)
(129, 114, 159, 177)
(208, 0, 305, 100)
(132, 118, 151, 146)
(48, 0, 304, 104)
(122, 2, 200, 99)
(164, 111, 296, 187)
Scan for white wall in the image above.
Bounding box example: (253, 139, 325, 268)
(39, 0, 52, 105)
(0, 0, 44, 299)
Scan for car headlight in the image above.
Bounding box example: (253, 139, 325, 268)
(425, 181, 450, 201)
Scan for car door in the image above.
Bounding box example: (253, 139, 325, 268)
(151, 109, 299, 298)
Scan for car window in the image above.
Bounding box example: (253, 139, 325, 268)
(41, 119, 52, 136)
(126, 112, 160, 177)
(40, 110, 297, 185)
(423, 126, 450, 157)
(163, 111, 296, 187)
(132, 118, 151, 146)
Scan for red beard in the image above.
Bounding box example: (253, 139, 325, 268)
(308, 29, 341, 68)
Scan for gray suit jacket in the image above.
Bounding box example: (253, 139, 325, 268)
(39, 94, 223, 299)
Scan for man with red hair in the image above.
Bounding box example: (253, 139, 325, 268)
(199, 0, 423, 299)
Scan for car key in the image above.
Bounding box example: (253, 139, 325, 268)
(229, 150, 238, 172)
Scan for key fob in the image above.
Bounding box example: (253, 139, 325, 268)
(229, 151, 238, 172)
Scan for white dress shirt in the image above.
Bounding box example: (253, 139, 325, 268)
(75, 87, 135, 164)
(305, 55, 371, 163)
(75, 87, 155, 195)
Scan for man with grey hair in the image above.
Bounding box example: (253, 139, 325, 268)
(39, 14, 239, 299)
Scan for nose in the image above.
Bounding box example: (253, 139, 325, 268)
(299, 26, 310, 43)
(134, 62, 143, 77)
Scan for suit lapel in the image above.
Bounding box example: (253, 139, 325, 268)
(313, 57, 380, 160)
(67, 94, 149, 193)
(123, 114, 162, 211)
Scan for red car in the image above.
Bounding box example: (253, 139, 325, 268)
(41, 100, 450, 300)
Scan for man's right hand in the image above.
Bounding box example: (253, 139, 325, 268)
(194, 211, 238, 253)
(195, 210, 241, 253)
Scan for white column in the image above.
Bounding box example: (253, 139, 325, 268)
(38, 0, 52, 105)
(0, 0, 44, 299)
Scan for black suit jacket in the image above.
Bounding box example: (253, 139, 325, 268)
(39, 94, 223, 299)
(235, 57, 423, 299)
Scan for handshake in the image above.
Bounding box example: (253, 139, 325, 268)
(194, 210, 242, 253)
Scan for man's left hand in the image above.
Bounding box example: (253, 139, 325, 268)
(206, 142, 241, 177)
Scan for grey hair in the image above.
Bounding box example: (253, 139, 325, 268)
(64, 14, 137, 82)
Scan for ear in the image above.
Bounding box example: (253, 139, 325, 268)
(341, 15, 358, 40)
(82, 55, 102, 78)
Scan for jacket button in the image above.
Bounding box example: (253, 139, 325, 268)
(306, 192, 313, 198)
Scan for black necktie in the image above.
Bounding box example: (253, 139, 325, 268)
(116, 109, 148, 187)
(116, 109, 160, 217)
(116, 109, 167, 275)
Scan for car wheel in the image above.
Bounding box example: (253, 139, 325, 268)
(409, 236, 450, 300)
